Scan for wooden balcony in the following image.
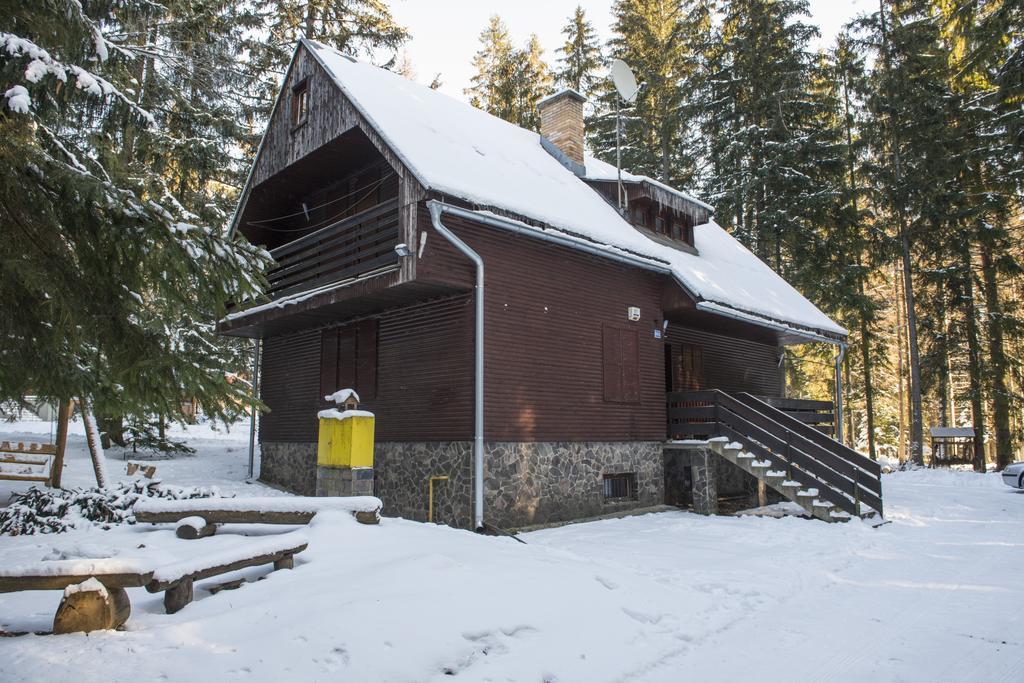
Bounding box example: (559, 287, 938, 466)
(265, 199, 401, 300)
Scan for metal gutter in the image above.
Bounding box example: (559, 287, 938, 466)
(427, 201, 486, 531)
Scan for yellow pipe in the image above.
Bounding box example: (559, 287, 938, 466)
(428, 475, 450, 523)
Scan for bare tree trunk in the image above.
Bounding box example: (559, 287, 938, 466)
(79, 398, 108, 488)
(896, 265, 907, 462)
(980, 243, 1014, 469)
(959, 243, 987, 472)
(880, 0, 924, 465)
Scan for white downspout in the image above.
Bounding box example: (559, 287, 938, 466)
(427, 200, 485, 530)
(834, 342, 848, 445)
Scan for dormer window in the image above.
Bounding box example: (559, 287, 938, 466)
(291, 80, 309, 127)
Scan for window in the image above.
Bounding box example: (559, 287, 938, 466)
(603, 473, 637, 501)
(603, 325, 640, 403)
(655, 215, 666, 234)
(320, 319, 378, 400)
(291, 80, 309, 126)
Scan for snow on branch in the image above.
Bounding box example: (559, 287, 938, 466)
(1, 32, 156, 126)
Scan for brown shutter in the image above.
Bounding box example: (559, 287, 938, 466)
(337, 325, 357, 392)
(603, 325, 623, 401)
(621, 329, 640, 402)
(356, 319, 378, 400)
(319, 329, 339, 398)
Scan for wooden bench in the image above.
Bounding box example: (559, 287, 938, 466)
(0, 534, 308, 632)
(0, 441, 57, 485)
(134, 496, 383, 535)
(145, 536, 308, 613)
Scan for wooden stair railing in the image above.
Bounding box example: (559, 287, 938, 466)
(667, 390, 883, 519)
(734, 392, 882, 517)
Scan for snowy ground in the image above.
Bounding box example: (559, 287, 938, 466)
(0, 419, 1022, 682)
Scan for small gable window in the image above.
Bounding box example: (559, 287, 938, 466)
(291, 80, 309, 127)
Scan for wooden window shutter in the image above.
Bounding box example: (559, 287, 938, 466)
(621, 329, 640, 402)
(356, 319, 378, 400)
(319, 329, 339, 398)
(603, 325, 623, 401)
(336, 326, 357, 393)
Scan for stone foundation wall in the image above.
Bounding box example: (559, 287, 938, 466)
(263, 440, 665, 530)
(376, 440, 664, 530)
(260, 441, 317, 496)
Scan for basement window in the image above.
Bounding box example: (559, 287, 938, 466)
(291, 80, 309, 127)
(603, 473, 638, 501)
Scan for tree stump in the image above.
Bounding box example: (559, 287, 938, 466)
(355, 509, 380, 525)
(163, 578, 194, 614)
(53, 579, 130, 634)
(175, 516, 216, 540)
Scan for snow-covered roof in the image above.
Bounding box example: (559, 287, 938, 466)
(302, 39, 846, 340)
(582, 153, 715, 213)
(930, 427, 975, 438)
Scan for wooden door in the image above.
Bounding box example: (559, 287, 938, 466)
(670, 343, 704, 391)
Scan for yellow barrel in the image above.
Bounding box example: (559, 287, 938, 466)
(317, 410, 375, 468)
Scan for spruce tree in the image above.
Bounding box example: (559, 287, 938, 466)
(466, 17, 553, 131)
(555, 5, 603, 96)
(590, 0, 711, 187)
(1, 0, 269, 444)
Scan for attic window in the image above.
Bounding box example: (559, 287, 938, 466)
(292, 80, 309, 127)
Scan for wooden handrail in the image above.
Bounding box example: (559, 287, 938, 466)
(270, 198, 399, 260)
(667, 389, 883, 516)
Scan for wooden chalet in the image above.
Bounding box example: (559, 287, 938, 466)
(222, 39, 883, 529)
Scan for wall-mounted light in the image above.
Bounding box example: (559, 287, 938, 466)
(394, 243, 412, 257)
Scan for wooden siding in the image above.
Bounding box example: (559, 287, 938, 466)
(664, 325, 783, 397)
(418, 210, 668, 442)
(260, 295, 473, 443)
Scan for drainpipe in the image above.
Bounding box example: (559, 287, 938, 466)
(834, 342, 847, 446)
(248, 338, 261, 479)
(427, 201, 485, 530)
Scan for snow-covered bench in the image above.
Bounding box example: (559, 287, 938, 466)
(134, 495, 383, 536)
(0, 533, 308, 632)
(145, 532, 308, 614)
(0, 441, 56, 485)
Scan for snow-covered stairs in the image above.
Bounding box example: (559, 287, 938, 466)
(707, 439, 843, 522)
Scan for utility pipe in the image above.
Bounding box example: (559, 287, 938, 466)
(248, 338, 261, 479)
(427, 201, 485, 530)
(834, 342, 848, 446)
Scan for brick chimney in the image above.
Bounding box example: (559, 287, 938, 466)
(538, 88, 587, 170)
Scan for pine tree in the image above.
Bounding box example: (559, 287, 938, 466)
(245, 0, 409, 125)
(555, 5, 603, 96)
(1, 0, 269, 444)
(701, 0, 830, 272)
(590, 0, 711, 187)
(466, 17, 553, 131)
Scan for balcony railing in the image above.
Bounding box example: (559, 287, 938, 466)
(266, 199, 401, 300)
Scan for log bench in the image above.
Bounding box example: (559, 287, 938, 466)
(145, 535, 308, 613)
(0, 533, 308, 632)
(134, 495, 383, 534)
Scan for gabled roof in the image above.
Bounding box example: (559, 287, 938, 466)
(298, 39, 847, 341)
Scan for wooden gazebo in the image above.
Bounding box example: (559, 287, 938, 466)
(929, 427, 975, 467)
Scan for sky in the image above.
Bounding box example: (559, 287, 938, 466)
(389, 0, 876, 100)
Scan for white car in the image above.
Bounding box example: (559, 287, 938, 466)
(1002, 462, 1024, 489)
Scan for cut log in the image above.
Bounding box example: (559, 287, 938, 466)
(53, 579, 130, 634)
(164, 578, 194, 614)
(175, 516, 217, 540)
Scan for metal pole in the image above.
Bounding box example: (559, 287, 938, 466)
(834, 343, 847, 445)
(616, 97, 624, 214)
(248, 338, 261, 479)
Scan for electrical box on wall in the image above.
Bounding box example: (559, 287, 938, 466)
(627, 306, 641, 321)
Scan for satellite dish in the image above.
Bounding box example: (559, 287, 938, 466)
(610, 59, 639, 103)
